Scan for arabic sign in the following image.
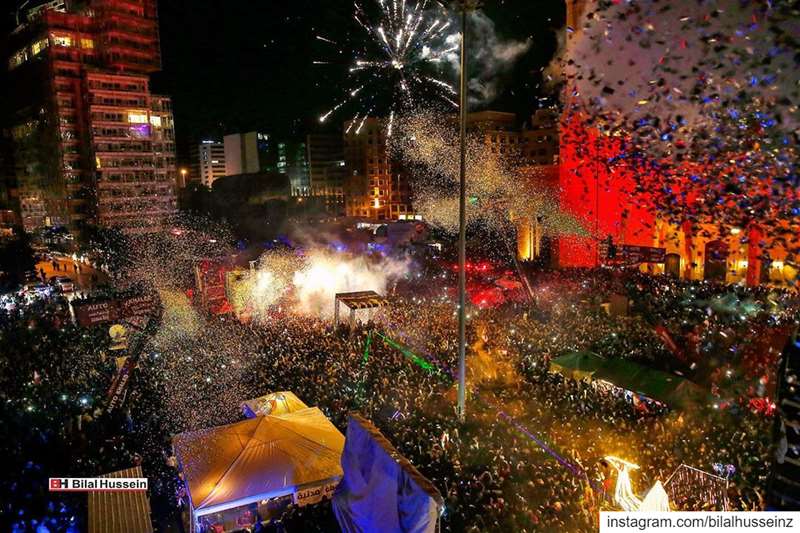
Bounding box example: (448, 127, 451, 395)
(293, 481, 338, 507)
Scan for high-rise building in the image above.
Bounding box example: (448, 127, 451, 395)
(306, 133, 345, 216)
(223, 131, 263, 176)
(343, 117, 411, 220)
(2, 0, 178, 234)
(276, 140, 310, 197)
(190, 140, 226, 188)
(223, 132, 310, 196)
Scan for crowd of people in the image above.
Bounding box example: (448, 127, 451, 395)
(1, 255, 796, 532)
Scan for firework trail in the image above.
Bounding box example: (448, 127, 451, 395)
(317, 0, 459, 128)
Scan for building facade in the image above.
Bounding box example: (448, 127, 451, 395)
(557, 0, 797, 287)
(223, 131, 262, 177)
(343, 117, 411, 220)
(306, 133, 345, 216)
(224, 132, 310, 196)
(463, 110, 560, 261)
(466, 109, 559, 166)
(3, 0, 177, 234)
(190, 140, 225, 188)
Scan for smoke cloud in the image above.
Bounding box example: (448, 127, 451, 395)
(447, 11, 532, 106)
(240, 248, 411, 319)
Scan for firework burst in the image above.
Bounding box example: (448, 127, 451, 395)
(318, 0, 460, 130)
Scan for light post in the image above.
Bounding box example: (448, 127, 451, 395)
(456, 0, 480, 422)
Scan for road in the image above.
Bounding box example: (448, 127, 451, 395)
(34, 255, 109, 296)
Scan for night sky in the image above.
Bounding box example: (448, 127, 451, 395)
(2, 1, 565, 161)
(152, 0, 565, 161)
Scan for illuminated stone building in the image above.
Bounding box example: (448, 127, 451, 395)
(343, 117, 411, 220)
(557, 0, 797, 286)
(2, 0, 177, 233)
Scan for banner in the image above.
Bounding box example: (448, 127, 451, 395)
(119, 294, 158, 319)
(294, 482, 338, 507)
(621, 245, 666, 264)
(73, 294, 160, 327)
(74, 301, 117, 327)
(106, 356, 136, 411)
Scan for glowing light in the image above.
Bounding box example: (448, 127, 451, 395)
(316, 0, 459, 127)
(605, 456, 642, 511)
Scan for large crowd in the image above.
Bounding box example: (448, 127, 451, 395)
(1, 258, 797, 532)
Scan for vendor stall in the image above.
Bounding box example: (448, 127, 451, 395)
(173, 407, 345, 533)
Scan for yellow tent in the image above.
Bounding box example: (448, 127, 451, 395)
(173, 407, 345, 520)
(240, 391, 309, 418)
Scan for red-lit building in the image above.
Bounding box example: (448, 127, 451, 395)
(3, 0, 177, 233)
(556, 0, 798, 287)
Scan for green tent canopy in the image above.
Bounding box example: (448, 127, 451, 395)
(549, 351, 607, 380)
(592, 359, 704, 408)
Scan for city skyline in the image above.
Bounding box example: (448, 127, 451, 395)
(0, 1, 797, 531)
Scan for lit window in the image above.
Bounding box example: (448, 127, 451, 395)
(80, 38, 94, 49)
(32, 39, 49, 56)
(149, 115, 162, 127)
(9, 49, 28, 69)
(128, 112, 148, 123)
(52, 35, 72, 47)
(95, 156, 102, 169)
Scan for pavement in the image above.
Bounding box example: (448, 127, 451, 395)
(35, 256, 109, 295)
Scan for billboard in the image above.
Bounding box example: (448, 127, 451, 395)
(73, 294, 160, 328)
(74, 301, 117, 327)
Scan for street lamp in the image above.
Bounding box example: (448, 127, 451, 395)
(455, 0, 481, 422)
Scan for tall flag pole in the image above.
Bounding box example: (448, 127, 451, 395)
(456, 0, 480, 421)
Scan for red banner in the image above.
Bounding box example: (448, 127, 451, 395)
(119, 294, 158, 318)
(74, 301, 117, 327)
(73, 294, 159, 328)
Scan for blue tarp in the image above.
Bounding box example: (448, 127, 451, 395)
(333, 414, 442, 533)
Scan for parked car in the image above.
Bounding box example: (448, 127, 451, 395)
(20, 283, 51, 302)
(53, 276, 75, 293)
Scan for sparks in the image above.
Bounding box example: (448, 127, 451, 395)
(316, 0, 458, 130)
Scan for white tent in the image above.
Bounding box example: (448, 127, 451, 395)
(173, 407, 345, 531)
(638, 481, 671, 512)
